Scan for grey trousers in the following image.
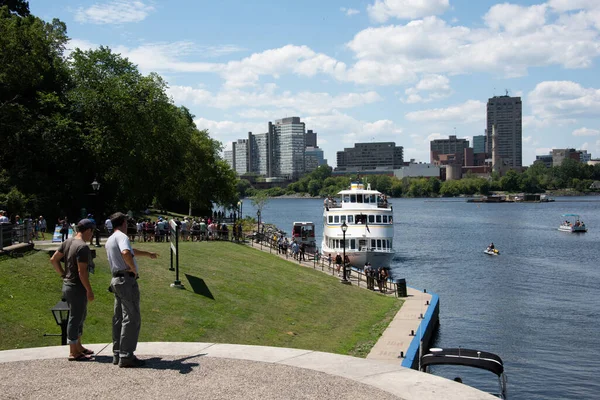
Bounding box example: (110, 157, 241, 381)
(62, 282, 87, 344)
(111, 276, 141, 358)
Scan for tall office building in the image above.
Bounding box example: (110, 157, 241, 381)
(336, 142, 403, 170)
(430, 135, 470, 165)
(305, 146, 325, 172)
(234, 138, 250, 175)
(269, 117, 306, 180)
(305, 130, 317, 148)
(224, 144, 235, 171)
(473, 135, 486, 154)
(486, 95, 522, 167)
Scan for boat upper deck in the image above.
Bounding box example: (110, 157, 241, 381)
(325, 182, 390, 210)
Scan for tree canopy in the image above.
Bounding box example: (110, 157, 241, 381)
(0, 8, 238, 222)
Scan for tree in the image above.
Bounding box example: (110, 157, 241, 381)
(251, 191, 269, 217)
(500, 170, 521, 192)
(0, 1, 30, 17)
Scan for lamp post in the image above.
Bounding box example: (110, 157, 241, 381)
(51, 299, 70, 345)
(91, 177, 101, 247)
(256, 210, 261, 246)
(341, 222, 349, 284)
(238, 200, 243, 220)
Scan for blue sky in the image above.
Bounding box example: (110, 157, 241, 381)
(33, 0, 600, 166)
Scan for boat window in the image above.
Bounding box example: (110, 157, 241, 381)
(368, 215, 375, 223)
(377, 239, 381, 249)
(344, 194, 350, 203)
(341, 215, 346, 223)
(334, 215, 339, 223)
(359, 239, 367, 251)
(356, 214, 365, 224)
(350, 194, 356, 203)
(328, 216, 333, 224)
(369, 195, 376, 203)
(348, 215, 354, 223)
(382, 215, 388, 223)
(357, 195, 363, 203)
(363, 195, 370, 203)
(350, 239, 356, 249)
(376, 215, 382, 223)
(382, 240, 386, 249)
(371, 239, 376, 249)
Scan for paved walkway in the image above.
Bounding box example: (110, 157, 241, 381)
(0, 342, 495, 399)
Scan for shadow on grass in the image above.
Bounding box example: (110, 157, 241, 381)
(185, 274, 215, 300)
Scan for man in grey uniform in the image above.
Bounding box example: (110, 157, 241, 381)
(106, 212, 158, 368)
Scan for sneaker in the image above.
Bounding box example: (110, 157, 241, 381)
(118, 356, 146, 368)
(112, 354, 119, 365)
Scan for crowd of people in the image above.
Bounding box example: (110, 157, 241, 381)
(127, 216, 242, 243)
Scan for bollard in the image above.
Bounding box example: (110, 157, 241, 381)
(399, 351, 404, 358)
(410, 330, 415, 336)
(426, 300, 430, 305)
(419, 313, 423, 319)
(423, 288, 427, 293)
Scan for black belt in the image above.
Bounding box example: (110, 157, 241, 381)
(113, 271, 137, 278)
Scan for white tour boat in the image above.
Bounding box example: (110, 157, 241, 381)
(321, 182, 394, 268)
(558, 214, 587, 233)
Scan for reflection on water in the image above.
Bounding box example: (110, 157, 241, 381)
(244, 196, 600, 400)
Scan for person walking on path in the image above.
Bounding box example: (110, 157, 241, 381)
(105, 212, 158, 368)
(49, 219, 96, 361)
(38, 216, 47, 240)
(59, 216, 69, 242)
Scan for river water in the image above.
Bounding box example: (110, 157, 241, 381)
(242, 196, 600, 399)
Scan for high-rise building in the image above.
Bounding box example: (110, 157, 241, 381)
(305, 146, 325, 172)
(430, 135, 470, 165)
(305, 130, 317, 148)
(224, 144, 235, 171)
(580, 150, 591, 164)
(269, 117, 306, 180)
(473, 135, 486, 154)
(234, 138, 250, 175)
(336, 142, 403, 170)
(486, 95, 522, 167)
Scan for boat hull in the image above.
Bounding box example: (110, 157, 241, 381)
(321, 245, 394, 268)
(484, 250, 499, 256)
(558, 226, 587, 233)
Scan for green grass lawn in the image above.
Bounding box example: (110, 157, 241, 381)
(0, 241, 402, 356)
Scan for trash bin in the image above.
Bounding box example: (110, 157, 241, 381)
(1, 223, 13, 248)
(395, 278, 407, 297)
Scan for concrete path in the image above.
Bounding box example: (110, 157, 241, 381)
(366, 287, 432, 363)
(0, 342, 495, 399)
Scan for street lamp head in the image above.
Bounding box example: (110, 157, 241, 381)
(341, 221, 348, 233)
(91, 178, 101, 191)
(51, 299, 70, 326)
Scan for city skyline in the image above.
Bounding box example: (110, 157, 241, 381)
(35, 1, 600, 167)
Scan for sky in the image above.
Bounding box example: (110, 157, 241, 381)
(33, 0, 600, 167)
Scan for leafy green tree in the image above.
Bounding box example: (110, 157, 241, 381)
(1, 1, 30, 16)
(307, 179, 321, 197)
(237, 179, 252, 197)
(500, 170, 521, 192)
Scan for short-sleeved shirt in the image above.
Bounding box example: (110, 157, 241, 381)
(105, 230, 138, 274)
(58, 238, 91, 284)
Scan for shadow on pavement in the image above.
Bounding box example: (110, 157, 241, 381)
(185, 274, 214, 300)
(143, 354, 205, 374)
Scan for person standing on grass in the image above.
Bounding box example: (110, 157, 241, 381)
(106, 212, 158, 368)
(49, 219, 96, 361)
(38, 216, 47, 240)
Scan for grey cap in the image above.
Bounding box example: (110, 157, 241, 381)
(77, 218, 96, 231)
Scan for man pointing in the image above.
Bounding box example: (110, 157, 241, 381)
(105, 212, 158, 368)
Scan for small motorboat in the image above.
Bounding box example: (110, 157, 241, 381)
(484, 248, 499, 256)
(558, 214, 587, 233)
(421, 347, 508, 399)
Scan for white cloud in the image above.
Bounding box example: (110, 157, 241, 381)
(167, 84, 382, 115)
(405, 100, 485, 123)
(403, 74, 452, 103)
(572, 127, 600, 136)
(548, 0, 600, 12)
(484, 3, 548, 34)
(528, 81, 600, 119)
(367, 0, 450, 23)
(341, 7, 360, 16)
(75, 0, 155, 24)
(193, 118, 265, 144)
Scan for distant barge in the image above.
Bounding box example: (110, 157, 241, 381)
(467, 194, 554, 203)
